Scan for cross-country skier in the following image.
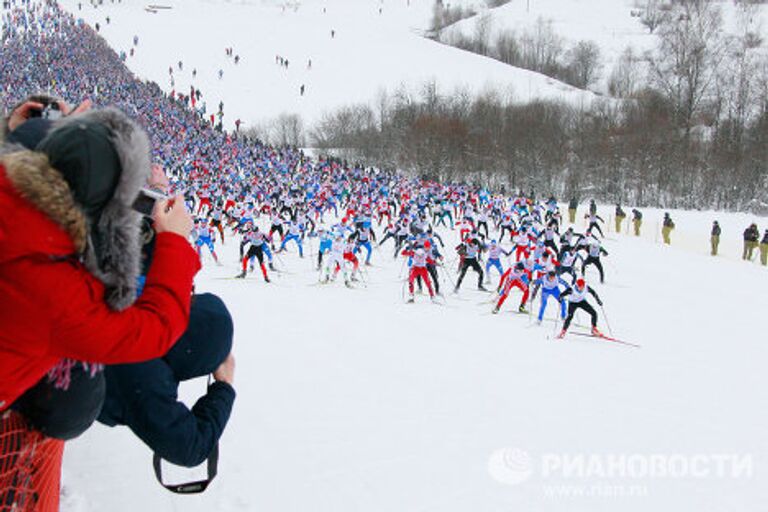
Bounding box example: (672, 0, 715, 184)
(237, 226, 271, 282)
(192, 219, 220, 264)
(401, 245, 436, 302)
(484, 239, 510, 285)
(584, 211, 605, 238)
(557, 278, 603, 338)
(582, 238, 608, 283)
(454, 235, 486, 292)
(278, 219, 304, 257)
(531, 270, 569, 323)
(493, 261, 529, 314)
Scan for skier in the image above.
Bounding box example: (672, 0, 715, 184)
(512, 228, 532, 261)
(557, 278, 603, 338)
(582, 238, 608, 283)
(484, 239, 510, 285)
(237, 226, 271, 282)
(454, 235, 486, 292)
(557, 245, 582, 284)
(192, 219, 220, 264)
(493, 262, 529, 314)
(313, 227, 333, 270)
(353, 221, 376, 265)
(279, 219, 305, 257)
(760, 229, 768, 266)
(321, 234, 351, 286)
(209, 205, 226, 243)
(531, 270, 569, 323)
(269, 212, 285, 246)
(401, 245, 436, 302)
(584, 211, 605, 238)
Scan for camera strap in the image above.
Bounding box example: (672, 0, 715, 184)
(152, 375, 219, 494)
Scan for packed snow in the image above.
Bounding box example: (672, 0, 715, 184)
(60, 202, 768, 512)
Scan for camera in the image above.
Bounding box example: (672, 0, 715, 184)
(132, 187, 168, 216)
(41, 102, 62, 120)
(27, 98, 62, 120)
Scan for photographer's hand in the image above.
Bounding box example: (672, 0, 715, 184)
(213, 354, 235, 386)
(60, 98, 92, 116)
(148, 163, 170, 193)
(153, 195, 193, 238)
(7, 101, 45, 131)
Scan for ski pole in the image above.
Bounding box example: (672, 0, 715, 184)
(600, 303, 614, 338)
(398, 257, 408, 280)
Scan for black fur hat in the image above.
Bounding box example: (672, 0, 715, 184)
(37, 108, 151, 310)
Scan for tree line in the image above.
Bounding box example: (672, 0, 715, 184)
(252, 0, 768, 212)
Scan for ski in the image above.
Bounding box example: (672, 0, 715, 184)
(568, 331, 641, 348)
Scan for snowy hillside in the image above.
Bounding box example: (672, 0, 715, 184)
(1, 2, 766, 511)
(56, 0, 599, 130)
(61, 206, 768, 512)
(439, 0, 768, 93)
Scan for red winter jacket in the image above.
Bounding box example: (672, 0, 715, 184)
(0, 163, 201, 411)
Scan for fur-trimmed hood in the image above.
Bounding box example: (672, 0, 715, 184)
(0, 108, 152, 310)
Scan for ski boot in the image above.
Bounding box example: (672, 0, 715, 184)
(478, 284, 488, 292)
(407, 294, 415, 303)
(264, 275, 271, 283)
(518, 304, 528, 314)
(556, 329, 566, 339)
(269, 262, 276, 271)
(235, 270, 246, 279)
(492, 306, 500, 314)
(591, 326, 603, 337)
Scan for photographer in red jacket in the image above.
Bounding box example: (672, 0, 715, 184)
(0, 107, 199, 508)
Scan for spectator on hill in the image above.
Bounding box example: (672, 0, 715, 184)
(661, 212, 674, 244)
(743, 223, 759, 260)
(631, 208, 642, 236)
(710, 220, 721, 256)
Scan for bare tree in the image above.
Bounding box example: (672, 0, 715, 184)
(646, 0, 727, 142)
(608, 46, 641, 98)
(474, 12, 494, 55)
(636, 0, 669, 34)
(565, 40, 603, 89)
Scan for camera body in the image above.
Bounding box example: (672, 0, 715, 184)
(28, 99, 62, 120)
(132, 187, 168, 216)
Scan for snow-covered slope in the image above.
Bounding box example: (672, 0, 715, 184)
(61, 206, 768, 512)
(3, 2, 763, 510)
(57, 0, 599, 130)
(439, 0, 768, 93)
